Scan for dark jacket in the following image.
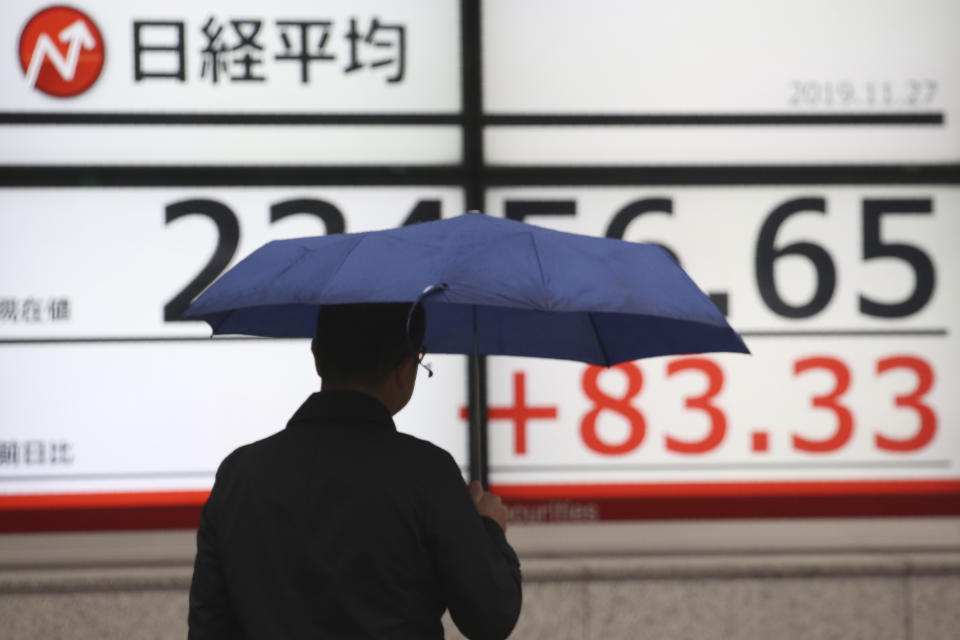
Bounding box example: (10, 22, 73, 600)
(188, 390, 522, 639)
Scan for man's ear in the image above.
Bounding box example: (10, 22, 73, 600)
(394, 353, 416, 386)
(310, 338, 323, 377)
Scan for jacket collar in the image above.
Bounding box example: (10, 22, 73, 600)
(286, 390, 396, 431)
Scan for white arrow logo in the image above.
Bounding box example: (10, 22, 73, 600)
(24, 19, 97, 89)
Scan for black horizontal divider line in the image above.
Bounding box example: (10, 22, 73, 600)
(0, 112, 463, 125)
(481, 165, 960, 186)
(739, 329, 948, 338)
(2, 459, 950, 481)
(2, 165, 958, 188)
(0, 166, 470, 187)
(484, 112, 946, 126)
(0, 328, 948, 346)
(0, 472, 215, 481)
(2, 112, 945, 127)
(0, 336, 299, 345)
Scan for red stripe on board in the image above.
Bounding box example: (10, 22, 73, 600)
(0, 506, 204, 533)
(0, 490, 210, 510)
(0, 480, 957, 532)
(3, 480, 955, 512)
(503, 493, 960, 523)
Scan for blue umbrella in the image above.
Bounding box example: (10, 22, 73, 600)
(186, 212, 747, 362)
(185, 212, 748, 482)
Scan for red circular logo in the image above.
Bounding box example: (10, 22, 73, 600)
(18, 6, 105, 98)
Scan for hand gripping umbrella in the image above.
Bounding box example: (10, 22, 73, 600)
(185, 212, 749, 483)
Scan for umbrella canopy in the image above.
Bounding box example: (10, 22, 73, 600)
(185, 213, 747, 364)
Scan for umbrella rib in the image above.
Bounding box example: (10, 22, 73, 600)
(587, 312, 612, 367)
(315, 234, 367, 302)
(209, 310, 233, 335)
(526, 232, 549, 306)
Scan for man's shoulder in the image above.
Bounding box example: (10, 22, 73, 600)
(216, 426, 459, 474)
(391, 431, 461, 470)
(214, 428, 286, 473)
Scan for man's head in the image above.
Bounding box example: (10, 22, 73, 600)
(311, 303, 426, 412)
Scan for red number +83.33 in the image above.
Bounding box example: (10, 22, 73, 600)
(579, 356, 936, 455)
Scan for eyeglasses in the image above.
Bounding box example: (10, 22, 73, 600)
(417, 346, 434, 378)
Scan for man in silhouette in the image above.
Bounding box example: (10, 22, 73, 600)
(189, 303, 522, 639)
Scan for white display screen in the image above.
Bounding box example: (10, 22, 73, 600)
(0, 187, 468, 497)
(482, 187, 958, 496)
(0, 0, 461, 165)
(484, 0, 960, 165)
(1, 0, 957, 527)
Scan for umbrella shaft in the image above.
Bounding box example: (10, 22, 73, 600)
(468, 312, 488, 488)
